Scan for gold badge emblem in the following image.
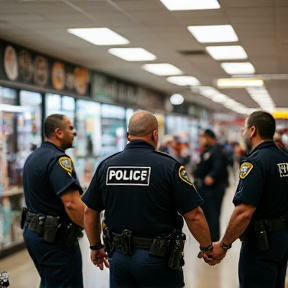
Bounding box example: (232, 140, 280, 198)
(178, 165, 194, 186)
(239, 162, 253, 179)
(59, 157, 73, 176)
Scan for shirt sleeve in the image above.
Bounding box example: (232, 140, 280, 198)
(49, 156, 82, 196)
(172, 163, 204, 215)
(233, 160, 264, 207)
(81, 164, 104, 212)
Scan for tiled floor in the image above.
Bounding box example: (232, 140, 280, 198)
(1, 171, 287, 287)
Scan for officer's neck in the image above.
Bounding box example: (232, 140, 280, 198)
(45, 138, 65, 150)
(129, 136, 157, 149)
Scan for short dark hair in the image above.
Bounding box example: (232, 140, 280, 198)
(44, 114, 65, 139)
(247, 111, 275, 140)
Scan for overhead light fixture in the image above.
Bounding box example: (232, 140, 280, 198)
(67, 28, 129, 45)
(159, 0, 220, 10)
(206, 45, 248, 60)
(216, 78, 264, 88)
(108, 48, 156, 61)
(170, 94, 184, 105)
(221, 62, 255, 75)
(211, 93, 230, 103)
(246, 87, 275, 111)
(141, 63, 183, 76)
(193, 86, 219, 97)
(167, 76, 200, 86)
(187, 25, 238, 43)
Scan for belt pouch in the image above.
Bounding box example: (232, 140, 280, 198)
(253, 221, 270, 251)
(43, 216, 60, 243)
(21, 207, 28, 229)
(149, 237, 171, 257)
(168, 232, 186, 270)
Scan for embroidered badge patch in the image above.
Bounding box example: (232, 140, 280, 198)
(178, 165, 194, 186)
(59, 157, 73, 176)
(239, 162, 253, 179)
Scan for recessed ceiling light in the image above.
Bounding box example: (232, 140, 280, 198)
(206, 45, 248, 60)
(167, 76, 200, 86)
(187, 25, 238, 43)
(141, 63, 183, 76)
(159, 0, 220, 11)
(221, 62, 255, 75)
(170, 94, 184, 105)
(216, 78, 264, 88)
(108, 48, 156, 61)
(67, 28, 129, 45)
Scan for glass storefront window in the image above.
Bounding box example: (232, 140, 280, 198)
(0, 88, 42, 253)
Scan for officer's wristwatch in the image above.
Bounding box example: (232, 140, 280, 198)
(90, 244, 105, 250)
(220, 241, 232, 250)
(199, 243, 213, 252)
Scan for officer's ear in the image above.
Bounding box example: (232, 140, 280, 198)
(250, 126, 257, 138)
(152, 129, 158, 144)
(55, 127, 63, 139)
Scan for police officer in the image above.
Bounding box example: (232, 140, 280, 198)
(193, 129, 229, 243)
(82, 110, 213, 288)
(22, 114, 85, 288)
(207, 111, 288, 288)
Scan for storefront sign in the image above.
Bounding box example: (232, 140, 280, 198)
(91, 73, 167, 110)
(0, 40, 90, 96)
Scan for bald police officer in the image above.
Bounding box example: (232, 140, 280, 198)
(82, 110, 213, 288)
(22, 114, 85, 288)
(207, 111, 288, 288)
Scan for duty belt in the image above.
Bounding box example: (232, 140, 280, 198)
(112, 232, 153, 249)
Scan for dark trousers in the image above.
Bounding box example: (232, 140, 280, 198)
(23, 228, 83, 288)
(199, 183, 226, 242)
(109, 248, 184, 288)
(239, 229, 288, 288)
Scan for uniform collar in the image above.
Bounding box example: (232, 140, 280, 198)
(249, 141, 276, 156)
(125, 140, 155, 150)
(42, 141, 65, 153)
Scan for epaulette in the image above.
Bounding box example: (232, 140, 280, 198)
(153, 150, 178, 161)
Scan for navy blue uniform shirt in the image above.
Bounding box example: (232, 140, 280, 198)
(233, 141, 288, 220)
(82, 140, 203, 237)
(194, 143, 229, 186)
(23, 141, 82, 218)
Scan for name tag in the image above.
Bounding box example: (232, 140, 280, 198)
(106, 166, 151, 186)
(277, 163, 288, 177)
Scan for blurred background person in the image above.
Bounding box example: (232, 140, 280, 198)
(158, 134, 173, 154)
(193, 129, 229, 249)
(274, 131, 288, 153)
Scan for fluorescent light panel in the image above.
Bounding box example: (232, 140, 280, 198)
(67, 28, 129, 45)
(167, 76, 200, 86)
(187, 25, 238, 43)
(142, 63, 183, 76)
(216, 78, 264, 88)
(221, 62, 255, 75)
(206, 45, 248, 60)
(159, 0, 220, 10)
(108, 48, 156, 61)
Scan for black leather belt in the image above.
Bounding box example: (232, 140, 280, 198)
(112, 233, 153, 249)
(265, 219, 288, 232)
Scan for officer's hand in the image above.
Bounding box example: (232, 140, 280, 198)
(200, 252, 221, 266)
(204, 176, 214, 186)
(206, 242, 227, 261)
(90, 248, 110, 270)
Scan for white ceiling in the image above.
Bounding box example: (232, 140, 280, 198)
(0, 0, 287, 113)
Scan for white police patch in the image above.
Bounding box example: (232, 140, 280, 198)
(277, 163, 288, 177)
(106, 166, 151, 186)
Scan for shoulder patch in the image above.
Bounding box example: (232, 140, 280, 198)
(59, 157, 73, 176)
(178, 165, 194, 186)
(239, 162, 253, 179)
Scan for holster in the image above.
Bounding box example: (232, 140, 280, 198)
(21, 207, 28, 229)
(103, 227, 114, 257)
(252, 220, 270, 251)
(149, 235, 171, 257)
(43, 215, 61, 243)
(65, 223, 83, 248)
(120, 229, 133, 256)
(168, 231, 186, 270)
